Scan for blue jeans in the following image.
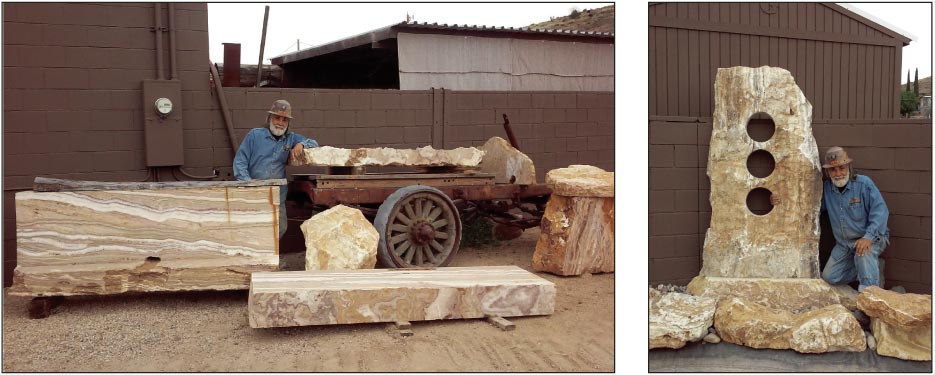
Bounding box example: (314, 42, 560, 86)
(822, 238, 888, 291)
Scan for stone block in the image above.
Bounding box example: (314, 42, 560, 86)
(702, 66, 822, 279)
(532, 194, 613, 276)
(247, 266, 555, 328)
(857, 286, 932, 327)
(10, 179, 284, 296)
(687, 276, 841, 313)
(714, 297, 865, 353)
(649, 292, 716, 349)
(477, 137, 536, 185)
(300, 205, 378, 271)
(545, 165, 613, 198)
(291, 145, 484, 167)
(871, 319, 932, 361)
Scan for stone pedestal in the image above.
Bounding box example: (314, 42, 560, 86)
(300, 205, 379, 271)
(533, 165, 613, 276)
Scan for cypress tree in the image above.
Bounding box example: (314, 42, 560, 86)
(914, 68, 919, 95)
(907, 70, 911, 92)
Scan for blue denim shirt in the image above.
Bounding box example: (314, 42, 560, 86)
(820, 174, 890, 246)
(233, 127, 318, 206)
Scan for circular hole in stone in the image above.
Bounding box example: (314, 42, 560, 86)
(746, 149, 776, 178)
(746, 187, 773, 216)
(747, 112, 776, 142)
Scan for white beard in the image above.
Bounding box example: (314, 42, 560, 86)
(269, 123, 287, 137)
(832, 170, 849, 188)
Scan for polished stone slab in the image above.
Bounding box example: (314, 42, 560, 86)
(11, 181, 282, 296)
(291, 145, 484, 167)
(248, 266, 555, 328)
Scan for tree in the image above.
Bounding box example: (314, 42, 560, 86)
(901, 91, 919, 116)
(914, 68, 919, 95)
(906, 70, 911, 92)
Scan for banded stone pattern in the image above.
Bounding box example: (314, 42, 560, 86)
(533, 195, 614, 276)
(248, 266, 555, 328)
(291, 145, 484, 167)
(11, 183, 282, 296)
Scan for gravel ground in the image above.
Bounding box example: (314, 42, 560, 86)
(2, 228, 615, 372)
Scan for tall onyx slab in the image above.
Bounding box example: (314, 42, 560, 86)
(248, 266, 555, 328)
(10, 178, 284, 296)
(702, 66, 822, 278)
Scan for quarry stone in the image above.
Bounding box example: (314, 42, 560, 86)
(686, 276, 840, 313)
(649, 293, 717, 350)
(300, 205, 379, 271)
(478, 137, 536, 185)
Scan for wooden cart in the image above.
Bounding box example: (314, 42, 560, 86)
(287, 167, 551, 268)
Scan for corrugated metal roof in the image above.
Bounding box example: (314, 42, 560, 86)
(394, 20, 614, 37)
(271, 20, 613, 65)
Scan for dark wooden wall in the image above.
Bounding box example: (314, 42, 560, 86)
(649, 3, 907, 120)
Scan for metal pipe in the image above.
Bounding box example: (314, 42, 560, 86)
(501, 113, 520, 150)
(209, 62, 240, 155)
(167, 3, 178, 80)
(153, 3, 164, 80)
(255, 5, 270, 87)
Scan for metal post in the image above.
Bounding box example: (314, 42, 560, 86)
(256, 5, 270, 87)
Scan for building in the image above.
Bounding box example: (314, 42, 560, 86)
(270, 21, 614, 91)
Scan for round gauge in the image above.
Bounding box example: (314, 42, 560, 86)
(155, 97, 173, 116)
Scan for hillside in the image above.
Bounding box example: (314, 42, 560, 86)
(526, 5, 614, 33)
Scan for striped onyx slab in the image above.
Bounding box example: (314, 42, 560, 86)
(248, 266, 555, 328)
(11, 180, 285, 297)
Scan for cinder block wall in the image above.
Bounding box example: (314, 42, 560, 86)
(2, 3, 615, 286)
(649, 117, 932, 293)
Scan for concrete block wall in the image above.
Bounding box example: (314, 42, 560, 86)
(649, 117, 932, 293)
(2, 2, 211, 286)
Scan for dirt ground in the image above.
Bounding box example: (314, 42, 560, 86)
(1, 228, 615, 372)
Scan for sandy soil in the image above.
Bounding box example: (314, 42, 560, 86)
(2, 228, 615, 372)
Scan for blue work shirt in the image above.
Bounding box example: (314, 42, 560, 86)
(233, 127, 318, 207)
(820, 174, 890, 247)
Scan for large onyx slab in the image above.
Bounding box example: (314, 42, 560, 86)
(10, 178, 284, 297)
(247, 266, 555, 328)
(290, 145, 484, 167)
(702, 66, 822, 279)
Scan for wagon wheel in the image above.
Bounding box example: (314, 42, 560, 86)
(374, 185, 462, 268)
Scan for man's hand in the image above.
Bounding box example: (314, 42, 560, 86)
(855, 238, 872, 256)
(770, 194, 780, 206)
(291, 143, 305, 163)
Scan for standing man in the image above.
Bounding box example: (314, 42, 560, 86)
(772, 147, 890, 291)
(234, 99, 318, 238)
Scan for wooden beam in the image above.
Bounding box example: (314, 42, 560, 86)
(248, 266, 555, 328)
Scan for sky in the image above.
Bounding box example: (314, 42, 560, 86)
(207, 2, 931, 80)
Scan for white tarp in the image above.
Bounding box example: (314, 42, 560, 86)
(397, 32, 613, 91)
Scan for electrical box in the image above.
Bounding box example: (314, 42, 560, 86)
(142, 79, 184, 166)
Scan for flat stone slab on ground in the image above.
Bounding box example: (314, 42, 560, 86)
(291, 145, 484, 167)
(248, 265, 555, 328)
(11, 180, 283, 296)
(649, 291, 717, 349)
(714, 297, 865, 353)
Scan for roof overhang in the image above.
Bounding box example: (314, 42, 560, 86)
(271, 21, 615, 66)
